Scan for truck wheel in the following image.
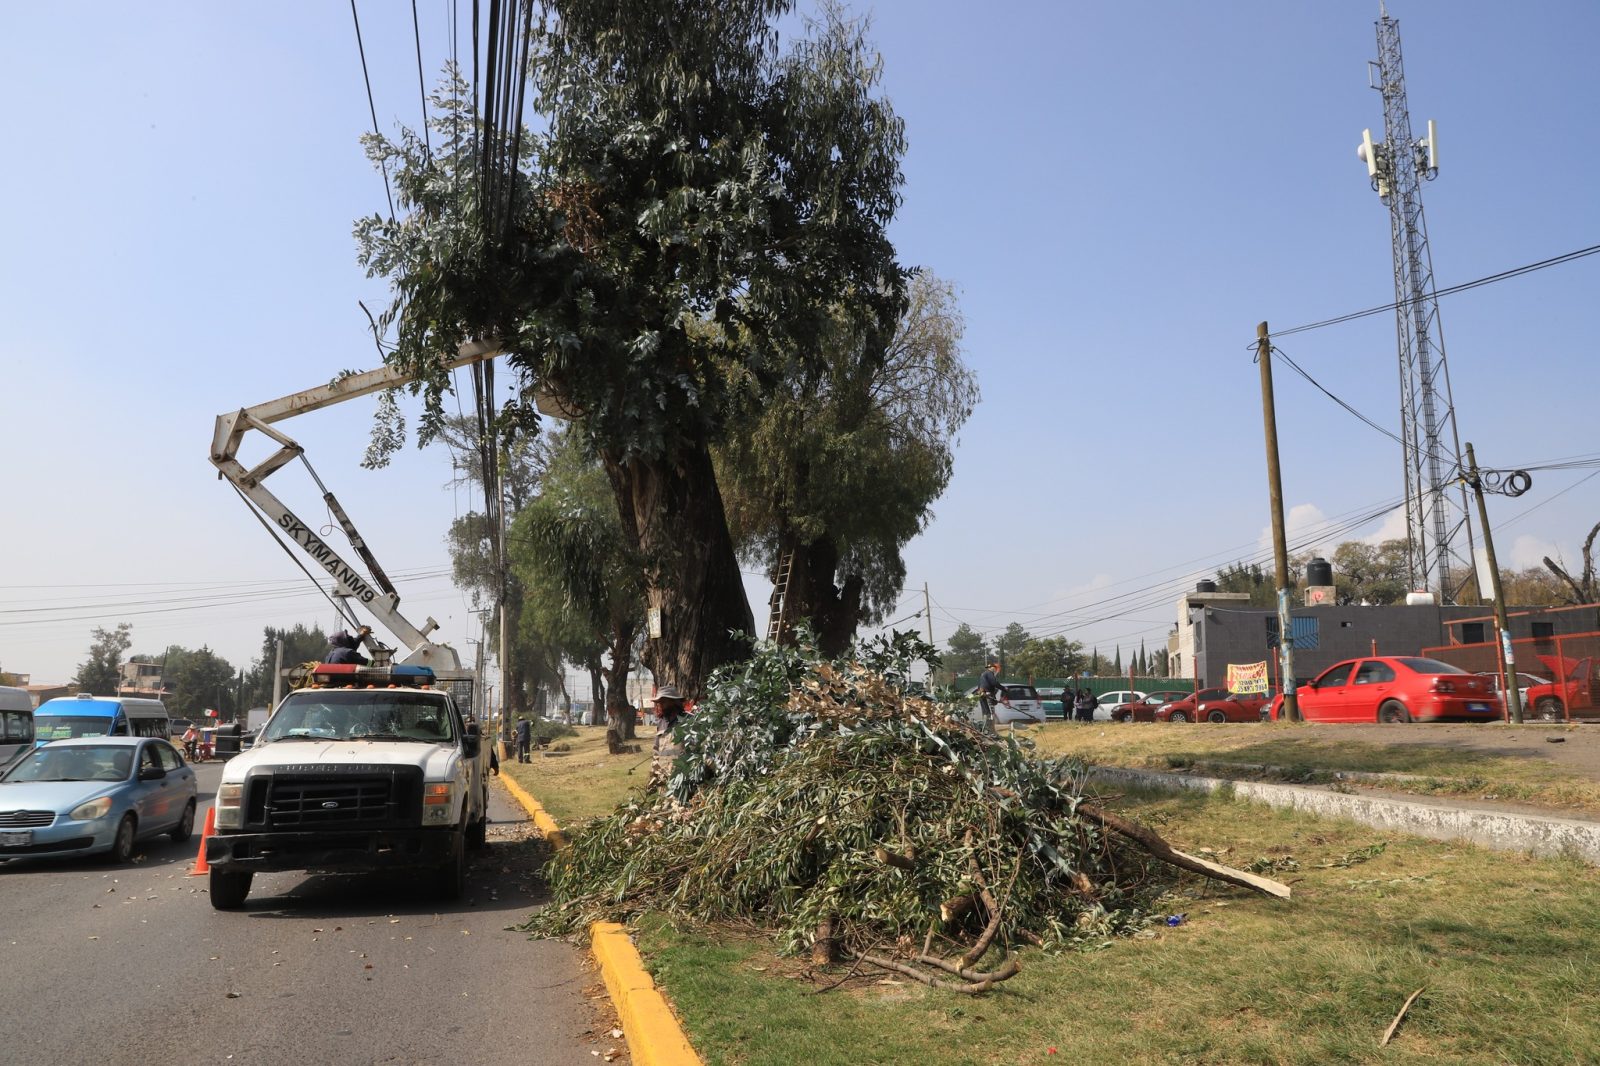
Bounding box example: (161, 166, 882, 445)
(1536, 698, 1564, 722)
(434, 837, 467, 900)
(209, 869, 253, 910)
(466, 807, 488, 850)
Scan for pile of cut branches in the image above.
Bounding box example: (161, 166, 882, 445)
(525, 634, 1287, 992)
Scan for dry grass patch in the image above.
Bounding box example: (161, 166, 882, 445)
(500, 724, 645, 826)
(633, 791, 1600, 1065)
(1029, 722, 1600, 815)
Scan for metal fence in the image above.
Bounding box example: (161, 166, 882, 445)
(1421, 630, 1600, 722)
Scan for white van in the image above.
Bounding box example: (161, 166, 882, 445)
(0, 686, 33, 773)
(33, 694, 170, 745)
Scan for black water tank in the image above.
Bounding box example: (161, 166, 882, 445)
(1196, 579, 1218, 593)
(1305, 557, 1333, 588)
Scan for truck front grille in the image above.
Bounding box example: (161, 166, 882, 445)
(240, 766, 424, 830)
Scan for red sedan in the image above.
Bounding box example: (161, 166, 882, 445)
(1114, 690, 1194, 722)
(1523, 656, 1598, 722)
(1155, 688, 1273, 723)
(1270, 656, 1502, 723)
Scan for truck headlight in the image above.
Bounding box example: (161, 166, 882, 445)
(422, 782, 453, 825)
(215, 782, 244, 829)
(69, 796, 113, 821)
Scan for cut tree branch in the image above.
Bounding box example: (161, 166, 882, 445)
(1079, 804, 1292, 899)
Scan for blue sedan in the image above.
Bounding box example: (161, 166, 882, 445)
(0, 737, 198, 864)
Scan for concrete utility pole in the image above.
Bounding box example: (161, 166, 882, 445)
(923, 583, 933, 645)
(1257, 323, 1300, 722)
(1465, 442, 1524, 724)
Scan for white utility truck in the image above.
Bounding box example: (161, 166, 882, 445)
(204, 662, 487, 908)
(204, 341, 502, 909)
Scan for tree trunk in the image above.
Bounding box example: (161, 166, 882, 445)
(500, 594, 530, 721)
(603, 439, 753, 694)
(604, 619, 638, 753)
(771, 533, 863, 658)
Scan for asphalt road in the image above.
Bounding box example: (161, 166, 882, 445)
(0, 762, 606, 1066)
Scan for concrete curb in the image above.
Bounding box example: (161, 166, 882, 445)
(496, 773, 701, 1066)
(1089, 765, 1600, 863)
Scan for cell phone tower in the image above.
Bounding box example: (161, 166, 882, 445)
(1355, 3, 1474, 601)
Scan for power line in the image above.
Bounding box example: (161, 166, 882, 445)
(349, 0, 396, 220)
(1271, 344, 1405, 447)
(411, 0, 433, 157)
(1268, 241, 1600, 341)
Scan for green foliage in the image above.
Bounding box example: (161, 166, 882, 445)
(74, 623, 132, 695)
(717, 272, 977, 631)
(1009, 636, 1086, 682)
(162, 646, 239, 722)
(942, 623, 990, 681)
(244, 624, 328, 707)
(994, 622, 1030, 666)
(509, 429, 642, 668)
(1213, 561, 1277, 608)
(531, 718, 578, 744)
(526, 633, 1160, 966)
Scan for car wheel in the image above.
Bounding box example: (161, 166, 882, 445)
(106, 815, 136, 864)
(1206, 709, 1228, 724)
(1168, 710, 1189, 723)
(170, 799, 196, 843)
(208, 868, 253, 910)
(1378, 701, 1412, 724)
(1536, 698, 1564, 722)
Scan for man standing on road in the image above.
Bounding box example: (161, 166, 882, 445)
(978, 658, 1008, 731)
(515, 716, 532, 763)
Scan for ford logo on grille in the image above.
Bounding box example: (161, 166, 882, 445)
(321, 801, 340, 809)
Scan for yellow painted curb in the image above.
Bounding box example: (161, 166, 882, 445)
(499, 770, 568, 849)
(495, 771, 702, 1066)
(591, 922, 702, 1066)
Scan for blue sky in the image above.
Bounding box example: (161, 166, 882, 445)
(3, 1, 1597, 690)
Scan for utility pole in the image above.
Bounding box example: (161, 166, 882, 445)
(1465, 442, 1524, 724)
(271, 638, 285, 708)
(922, 583, 933, 645)
(1257, 323, 1300, 722)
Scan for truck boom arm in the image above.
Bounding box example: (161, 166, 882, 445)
(209, 340, 501, 671)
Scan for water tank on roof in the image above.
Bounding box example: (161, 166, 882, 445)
(1305, 557, 1333, 588)
(1195, 580, 1218, 593)
(1405, 590, 1437, 606)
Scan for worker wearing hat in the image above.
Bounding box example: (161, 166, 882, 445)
(977, 657, 1009, 731)
(651, 684, 688, 764)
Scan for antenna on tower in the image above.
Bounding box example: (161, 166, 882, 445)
(1353, 6, 1476, 602)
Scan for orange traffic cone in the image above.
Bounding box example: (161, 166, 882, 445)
(189, 806, 216, 877)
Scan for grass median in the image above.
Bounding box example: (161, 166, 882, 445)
(1028, 720, 1600, 816)
(510, 724, 1600, 1064)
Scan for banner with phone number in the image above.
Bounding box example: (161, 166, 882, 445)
(1227, 661, 1269, 695)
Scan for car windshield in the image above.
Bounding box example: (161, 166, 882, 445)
(1394, 657, 1467, 675)
(33, 715, 114, 741)
(260, 691, 456, 744)
(4, 745, 132, 783)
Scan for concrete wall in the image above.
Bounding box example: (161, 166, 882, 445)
(1191, 603, 1595, 687)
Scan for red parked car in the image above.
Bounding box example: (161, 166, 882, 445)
(1523, 656, 1597, 721)
(1114, 690, 1194, 722)
(1154, 688, 1273, 723)
(1269, 656, 1501, 723)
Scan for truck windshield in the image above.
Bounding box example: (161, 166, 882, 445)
(260, 691, 456, 744)
(34, 716, 114, 741)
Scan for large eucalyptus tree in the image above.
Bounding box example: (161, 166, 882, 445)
(357, 2, 908, 694)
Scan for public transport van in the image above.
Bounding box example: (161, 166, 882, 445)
(32, 694, 170, 746)
(0, 686, 33, 773)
